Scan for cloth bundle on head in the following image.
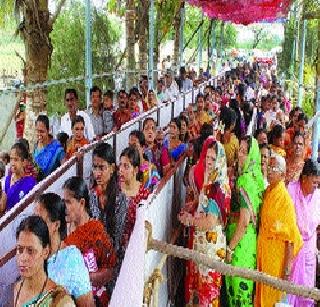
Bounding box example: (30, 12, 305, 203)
(270, 151, 286, 174)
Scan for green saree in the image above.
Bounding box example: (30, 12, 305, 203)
(225, 137, 264, 307)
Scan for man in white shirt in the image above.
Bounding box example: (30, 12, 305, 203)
(246, 84, 255, 101)
(60, 89, 95, 141)
(163, 70, 179, 102)
(179, 66, 193, 92)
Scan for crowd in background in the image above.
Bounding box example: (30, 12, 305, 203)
(1, 60, 320, 306)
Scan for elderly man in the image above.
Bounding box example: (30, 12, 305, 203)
(163, 70, 179, 102)
(256, 153, 303, 307)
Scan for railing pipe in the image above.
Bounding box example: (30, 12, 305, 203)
(297, 19, 307, 107)
(148, 0, 155, 89)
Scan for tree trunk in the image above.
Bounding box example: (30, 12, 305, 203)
(173, 1, 182, 72)
(126, 0, 136, 90)
(220, 21, 225, 58)
(138, 0, 149, 73)
(22, 1, 52, 149)
(153, 6, 160, 86)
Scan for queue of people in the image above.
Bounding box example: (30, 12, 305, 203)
(0, 59, 320, 306)
(177, 61, 320, 307)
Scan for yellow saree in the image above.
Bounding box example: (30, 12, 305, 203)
(256, 181, 303, 307)
(223, 134, 239, 167)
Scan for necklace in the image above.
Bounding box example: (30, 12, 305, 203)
(14, 275, 48, 307)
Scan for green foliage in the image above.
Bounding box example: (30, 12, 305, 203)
(223, 23, 237, 48)
(156, 0, 181, 42)
(183, 6, 237, 50)
(47, 4, 121, 115)
(236, 24, 282, 51)
(106, 0, 126, 16)
(0, 19, 24, 75)
(302, 63, 316, 117)
(279, 4, 319, 116)
(0, 0, 14, 26)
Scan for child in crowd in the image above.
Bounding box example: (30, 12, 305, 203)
(129, 91, 140, 119)
(0, 143, 36, 214)
(103, 90, 114, 134)
(57, 132, 69, 153)
(142, 118, 162, 173)
(0, 161, 5, 191)
(103, 90, 114, 111)
(0, 151, 10, 177)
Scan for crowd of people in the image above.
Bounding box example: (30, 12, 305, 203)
(1, 59, 320, 306)
(177, 63, 320, 307)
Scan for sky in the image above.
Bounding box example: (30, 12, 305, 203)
(236, 23, 284, 42)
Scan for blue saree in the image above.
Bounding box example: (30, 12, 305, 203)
(5, 173, 36, 211)
(33, 140, 65, 177)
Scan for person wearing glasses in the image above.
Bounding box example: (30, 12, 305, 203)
(256, 153, 303, 306)
(60, 89, 95, 141)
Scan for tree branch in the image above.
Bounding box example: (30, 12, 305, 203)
(49, 0, 67, 27)
(303, 11, 320, 20)
(15, 50, 26, 66)
(116, 47, 127, 70)
(183, 19, 204, 52)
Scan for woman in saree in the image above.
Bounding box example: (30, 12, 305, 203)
(268, 124, 286, 158)
(219, 107, 239, 169)
(65, 115, 89, 160)
(187, 105, 200, 141)
(14, 215, 74, 306)
(287, 159, 320, 306)
(179, 115, 190, 143)
(129, 130, 160, 192)
(34, 193, 94, 306)
(196, 94, 211, 126)
(0, 142, 36, 214)
(179, 137, 230, 306)
(285, 131, 305, 184)
(225, 137, 265, 306)
(63, 176, 116, 305)
(161, 117, 187, 175)
(33, 115, 65, 177)
(256, 153, 303, 307)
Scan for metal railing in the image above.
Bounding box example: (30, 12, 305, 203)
(0, 78, 213, 296)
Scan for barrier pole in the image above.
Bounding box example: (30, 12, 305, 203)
(198, 13, 203, 74)
(297, 19, 307, 107)
(179, 3, 185, 69)
(312, 81, 320, 160)
(289, 3, 297, 100)
(145, 230, 320, 301)
(148, 0, 154, 89)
